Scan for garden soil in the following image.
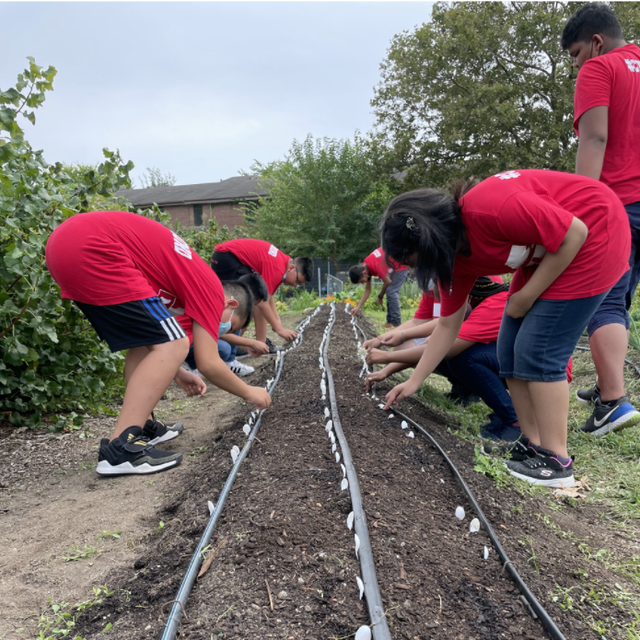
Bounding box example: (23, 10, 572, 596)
(2, 306, 639, 640)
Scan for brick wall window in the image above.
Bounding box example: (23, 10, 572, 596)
(193, 204, 203, 227)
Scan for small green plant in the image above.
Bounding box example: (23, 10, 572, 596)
(518, 535, 539, 573)
(158, 520, 165, 530)
(62, 543, 101, 562)
(97, 530, 122, 540)
(473, 448, 511, 488)
(189, 446, 209, 458)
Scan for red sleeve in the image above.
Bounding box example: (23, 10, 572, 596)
(439, 274, 476, 317)
(573, 60, 612, 134)
(363, 253, 383, 280)
(498, 192, 574, 254)
(414, 292, 435, 320)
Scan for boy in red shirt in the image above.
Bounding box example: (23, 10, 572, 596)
(379, 170, 630, 488)
(562, 3, 640, 436)
(46, 212, 271, 476)
(348, 248, 408, 327)
(212, 239, 313, 354)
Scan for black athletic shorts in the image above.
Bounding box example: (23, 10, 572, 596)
(211, 250, 253, 281)
(75, 297, 187, 352)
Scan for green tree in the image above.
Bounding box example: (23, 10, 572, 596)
(0, 59, 164, 427)
(371, 1, 640, 189)
(248, 134, 397, 265)
(139, 166, 176, 188)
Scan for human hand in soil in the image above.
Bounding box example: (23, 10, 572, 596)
(244, 386, 271, 410)
(366, 348, 389, 365)
(363, 337, 381, 350)
(173, 368, 207, 396)
(277, 328, 298, 342)
(505, 291, 534, 319)
(365, 369, 388, 391)
(350, 307, 361, 317)
(384, 380, 419, 409)
(245, 340, 270, 358)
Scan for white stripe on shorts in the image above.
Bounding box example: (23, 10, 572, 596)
(161, 318, 186, 341)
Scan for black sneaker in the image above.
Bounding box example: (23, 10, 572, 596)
(235, 348, 249, 360)
(505, 450, 575, 488)
(96, 426, 182, 476)
(580, 396, 640, 436)
(265, 338, 282, 354)
(482, 434, 537, 461)
(142, 413, 184, 445)
(576, 383, 600, 404)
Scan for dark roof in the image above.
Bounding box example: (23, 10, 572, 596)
(116, 175, 268, 207)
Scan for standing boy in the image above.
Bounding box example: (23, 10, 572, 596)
(348, 247, 408, 327)
(562, 2, 640, 435)
(212, 239, 313, 355)
(46, 211, 271, 476)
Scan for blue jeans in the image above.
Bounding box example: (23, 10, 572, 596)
(385, 270, 408, 325)
(498, 294, 607, 382)
(435, 343, 518, 425)
(185, 330, 239, 368)
(588, 200, 640, 336)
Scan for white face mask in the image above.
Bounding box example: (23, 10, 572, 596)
(219, 300, 235, 337)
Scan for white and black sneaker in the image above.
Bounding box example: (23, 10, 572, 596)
(226, 359, 255, 376)
(142, 413, 184, 445)
(505, 449, 575, 488)
(96, 426, 182, 476)
(576, 383, 600, 404)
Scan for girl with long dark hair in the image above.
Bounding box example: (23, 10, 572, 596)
(380, 170, 630, 488)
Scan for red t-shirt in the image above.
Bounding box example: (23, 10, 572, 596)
(215, 239, 290, 295)
(363, 247, 407, 280)
(46, 211, 224, 342)
(439, 170, 630, 316)
(414, 292, 439, 320)
(574, 43, 640, 205)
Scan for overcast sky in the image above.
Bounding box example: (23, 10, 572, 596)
(1, 2, 432, 186)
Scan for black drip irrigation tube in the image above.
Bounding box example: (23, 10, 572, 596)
(350, 315, 568, 640)
(322, 304, 392, 640)
(161, 306, 325, 640)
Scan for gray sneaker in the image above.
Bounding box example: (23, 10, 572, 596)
(506, 450, 575, 488)
(576, 383, 600, 404)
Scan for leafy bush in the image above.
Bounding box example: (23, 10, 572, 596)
(0, 59, 159, 428)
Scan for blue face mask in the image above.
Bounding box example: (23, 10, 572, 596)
(219, 308, 234, 337)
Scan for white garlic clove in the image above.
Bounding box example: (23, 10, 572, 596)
(401, 421, 408, 430)
(335, 452, 340, 463)
(341, 478, 348, 491)
(469, 518, 480, 533)
(332, 443, 337, 454)
(243, 424, 251, 436)
(208, 500, 215, 515)
(356, 576, 364, 600)
(378, 403, 385, 409)
(388, 414, 395, 419)
(483, 546, 489, 560)
(341, 464, 346, 478)
(408, 431, 415, 438)
(324, 408, 330, 419)
(230, 445, 240, 464)
(355, 626, 372, 640)
(455, 506, 465, 520)
(347, 511, 354, 530)
(354, 534, 360, 559)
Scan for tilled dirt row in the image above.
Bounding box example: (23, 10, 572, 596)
(73, 304, 639, 640)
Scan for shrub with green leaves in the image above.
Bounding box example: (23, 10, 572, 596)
(0, 59, 160, 428)
(174, 217, 245, 263)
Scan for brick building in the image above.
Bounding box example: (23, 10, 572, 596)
(117, 175, 266, 230)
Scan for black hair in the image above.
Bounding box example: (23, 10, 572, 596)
(561, 3, 623, 49)
(380, 187, 466, 292)
(294, 256, 313, 283)
(221, 280, 254, 330)
(348, 264, 367, 284)
(238, 272, 268, 303)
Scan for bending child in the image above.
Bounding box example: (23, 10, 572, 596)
(379, 170, 630, 488)
(46, 211, 271, 476)
(348, 247, 408, 328)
